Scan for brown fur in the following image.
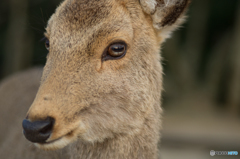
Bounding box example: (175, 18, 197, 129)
(159, 0, 190, 27)
(0, 0, 190, 158)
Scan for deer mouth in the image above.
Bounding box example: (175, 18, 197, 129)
(35, 130, 77, 150)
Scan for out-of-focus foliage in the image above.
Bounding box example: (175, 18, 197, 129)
(0, 0, 60, 77)
(162, 0, 240, 114)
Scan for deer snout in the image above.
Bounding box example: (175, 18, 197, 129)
(22, 117, 55, 143)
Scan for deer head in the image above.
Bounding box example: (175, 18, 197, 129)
(22, 0, 190, 150)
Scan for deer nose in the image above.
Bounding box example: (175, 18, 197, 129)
(22, 117, 55, 143)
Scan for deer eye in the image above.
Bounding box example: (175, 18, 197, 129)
(102, 42, 127, 61)
(44, 38, 50, 50)
(108, 44, 126, 57)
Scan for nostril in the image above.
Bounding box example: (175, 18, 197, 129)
(22, 117, 55, 143)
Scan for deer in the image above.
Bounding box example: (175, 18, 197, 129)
(0, 0, 190, 158)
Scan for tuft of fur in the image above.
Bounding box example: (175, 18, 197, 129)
(140, 0, 191, 40)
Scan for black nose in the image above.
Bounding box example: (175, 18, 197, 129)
(22, 117, 55, 143)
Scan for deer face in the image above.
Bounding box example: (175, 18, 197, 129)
(22, 0, 189, 150)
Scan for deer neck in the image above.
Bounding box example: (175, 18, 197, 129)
(69, 106, 161, 159)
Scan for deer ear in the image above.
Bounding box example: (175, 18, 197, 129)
(140, 0, 190, 39)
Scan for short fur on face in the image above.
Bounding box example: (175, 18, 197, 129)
(25, 0, 190, 154)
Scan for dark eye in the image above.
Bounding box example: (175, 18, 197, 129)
(45, 38, 50, 50)
(108, 44, 126, 57)
(102, 42, 127, 61)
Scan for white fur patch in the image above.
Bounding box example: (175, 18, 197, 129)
(35, 136, 77, 150)
(164, 0, 170, 6)
(140, 0, 157, 14)
(164, 0, 184, 6)
(145, 0, 157, 9)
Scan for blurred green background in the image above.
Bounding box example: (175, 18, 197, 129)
(0, 0, 239, 158)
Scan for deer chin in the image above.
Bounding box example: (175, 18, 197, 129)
(35, 130, 78, 150)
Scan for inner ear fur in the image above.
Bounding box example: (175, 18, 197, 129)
(140, 0, 191, 29)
